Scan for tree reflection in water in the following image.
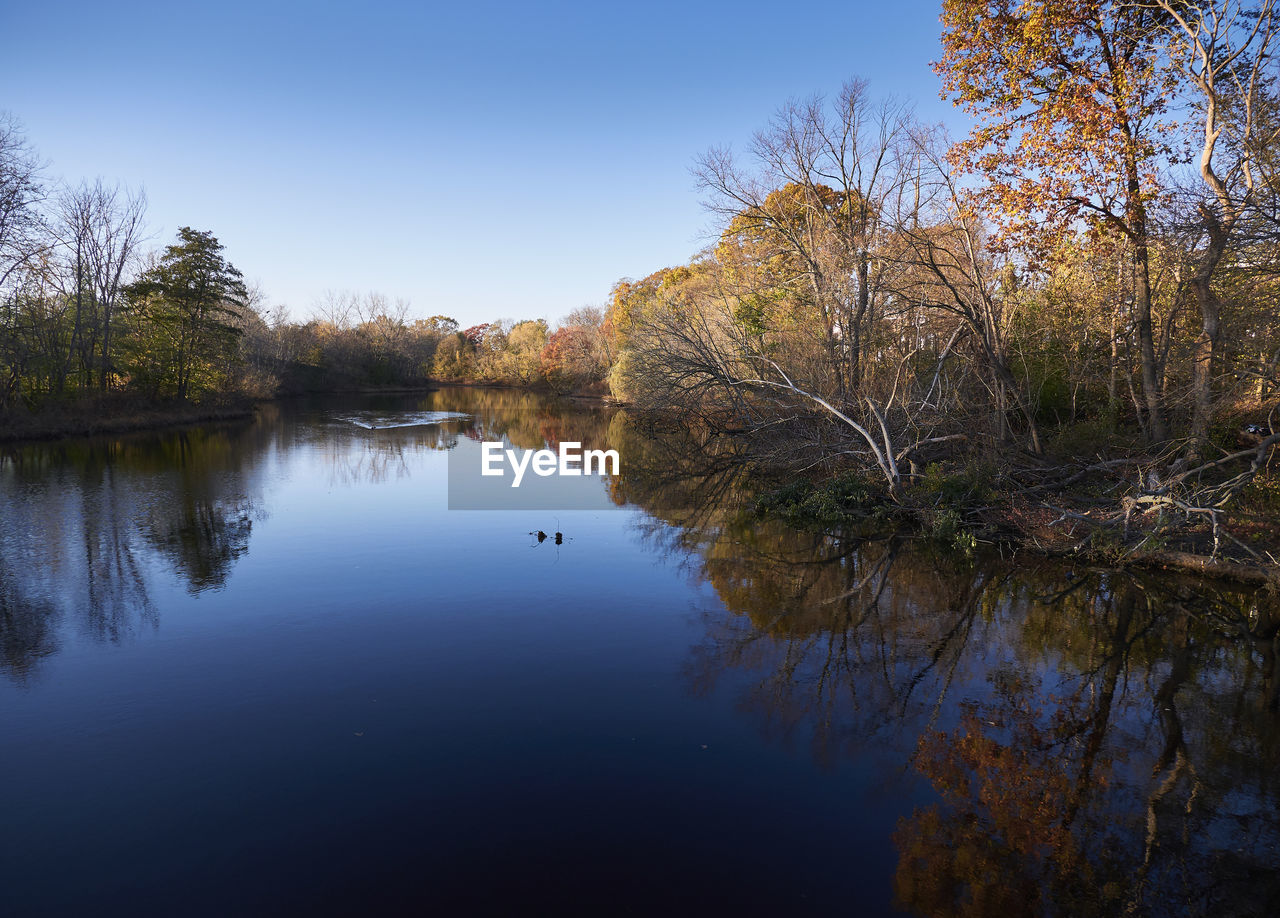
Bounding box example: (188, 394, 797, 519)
(0, 390, 621, 682)
(1, 389, 1277, 914)
(610, 427, 1280, 917)
(0, 419, 272, 678)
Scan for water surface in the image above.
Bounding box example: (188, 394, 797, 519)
(2, 389, 1278, 915)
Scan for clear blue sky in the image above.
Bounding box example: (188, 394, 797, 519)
(4, 1, 957, 327)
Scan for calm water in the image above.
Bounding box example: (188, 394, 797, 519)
(2, 389, 1279, 916)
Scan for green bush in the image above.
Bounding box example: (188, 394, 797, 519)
(755, 472, 878, 526)
(918, 461, 992, 506)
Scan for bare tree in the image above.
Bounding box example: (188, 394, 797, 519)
(1139, 0, 1280, 450)
(87, 182, 146, 389)
(314, 289, 359, 328)
(694, 79, 916, 402)
(0, 113, 48, 294)
(888, 127, 1044, 454)
(55, 180, 147, 389)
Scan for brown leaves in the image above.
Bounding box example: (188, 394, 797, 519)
(936, 0, 1175, 252)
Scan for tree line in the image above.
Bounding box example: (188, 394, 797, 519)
(5, 0, 1279, 540)
(238, 300, 611, 395)
(0, 113, 614, 414)
(597, 1, 1280, 557)
(0, 116, 268, 410)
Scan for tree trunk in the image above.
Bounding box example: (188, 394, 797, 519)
(1188, 227, 1229, 453)
(100, 309, 113, 391)
(1134, 241, 1169, 442)
(1188, 293, 1218, 452)
(851, 253, 870, 394)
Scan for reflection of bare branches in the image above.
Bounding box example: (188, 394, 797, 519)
(81, 465, 156, 638)
(321, 431, 413, 488)
(609, 420, 1280, 912)
(674, 521, 1005, 767)
(0, 418, 276, 674)
(144, 496, 254, 594)
(0, 565, 61, 683)
(0, 389, 625, 678)
(1125, 631, 1197, 915)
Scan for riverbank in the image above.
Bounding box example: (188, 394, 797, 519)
(0, 393, 258, 444)
(428, 378, 614, 400)
(753, 460, 1280, 587)
(6, 384, 1275, 587)
(0, 380, 616, 446)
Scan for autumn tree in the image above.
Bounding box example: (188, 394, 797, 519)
(431, 332, 470, 379)
(938, 0, 1176, 440)
(497, 318, 547, 384)
(605, 266, 696, 400)
(542, 305, 610, 393)
(712, 183, 851, 394)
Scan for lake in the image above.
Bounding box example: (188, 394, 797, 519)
(2, 388, 1278, 916)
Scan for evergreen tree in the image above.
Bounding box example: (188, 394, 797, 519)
(124, 227, 246, 399)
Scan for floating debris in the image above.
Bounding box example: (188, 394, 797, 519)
(338, 411, 470, 430)
(529, 528, 569, 547)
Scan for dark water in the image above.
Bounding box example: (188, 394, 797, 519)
(2, 389, 1279, 916)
